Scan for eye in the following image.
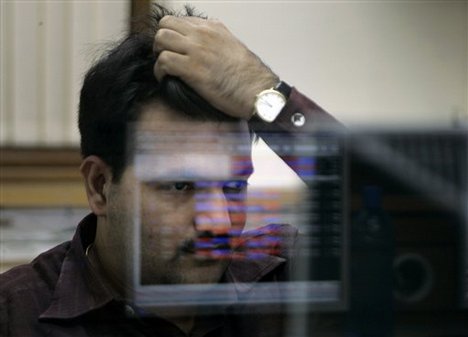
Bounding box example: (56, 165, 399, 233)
(171, 182, 194, 191)
(147, 181, 195, 192)
(223, 180, 248, 195)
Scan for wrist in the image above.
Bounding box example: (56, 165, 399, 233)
(252, 80, 291, 123)
(245, 74, 279, 120)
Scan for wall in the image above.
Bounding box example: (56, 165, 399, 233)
(0, 0, 129, 146)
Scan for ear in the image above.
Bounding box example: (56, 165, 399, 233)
(80, 156, 113, 216)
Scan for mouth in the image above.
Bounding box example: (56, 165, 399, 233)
(173, 225, 283, 261)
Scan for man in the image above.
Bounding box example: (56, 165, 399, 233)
(1, 4, 339, 337)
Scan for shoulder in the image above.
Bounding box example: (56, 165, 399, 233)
(1, 241, 71, 295)
(0, 241, 71, 335)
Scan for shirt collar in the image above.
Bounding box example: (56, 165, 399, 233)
(39, 213, 115, 320)
(224, 255, 286, 294)
(224, 224, 293, 293)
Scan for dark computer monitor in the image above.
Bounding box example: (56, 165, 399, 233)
(346, 128, 468, 312)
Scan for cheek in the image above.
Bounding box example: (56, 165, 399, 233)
(140, 195, 196, 236)
(106, 186, 136, 239)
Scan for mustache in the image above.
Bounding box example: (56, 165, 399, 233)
(179, 238, 196, 254)
(176, 231, 231, 254)
(173, 226, 283, 261)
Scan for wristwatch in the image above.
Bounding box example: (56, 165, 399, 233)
(254, 81, 292, 123)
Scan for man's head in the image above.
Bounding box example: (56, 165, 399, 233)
(78, 5, 253, 292)
(79, 5, 239, 182)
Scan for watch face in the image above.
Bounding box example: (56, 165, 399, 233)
(255, 89, 286, 123)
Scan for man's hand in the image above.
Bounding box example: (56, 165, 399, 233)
(153, 16, 279, 120)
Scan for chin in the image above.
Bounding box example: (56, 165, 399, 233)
(142, 259, 229, 285)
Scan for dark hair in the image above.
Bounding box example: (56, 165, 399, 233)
(78, 4, 239, 181)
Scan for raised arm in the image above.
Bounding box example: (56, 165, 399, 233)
(153, 15, 343, 167)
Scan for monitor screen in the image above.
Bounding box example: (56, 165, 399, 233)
(128, 125, 348, 313)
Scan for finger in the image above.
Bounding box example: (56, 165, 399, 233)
(181, 16, 208, 24)
(153, 28, 189, 55)
(153, 50, 190, 82)
(159, 15, 199, 36)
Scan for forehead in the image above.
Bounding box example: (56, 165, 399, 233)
(138, 101, 251, 136)
(133, 102, 253, 181)
(139, 101, 248, 132)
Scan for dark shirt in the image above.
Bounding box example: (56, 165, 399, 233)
(1, 213, 297, 337)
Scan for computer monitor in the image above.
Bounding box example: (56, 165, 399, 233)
(128, 125, 348, 313)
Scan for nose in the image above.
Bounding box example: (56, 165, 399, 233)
(194, 185, 231, 231)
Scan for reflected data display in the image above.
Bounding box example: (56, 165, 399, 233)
(129, 125, 347, 311)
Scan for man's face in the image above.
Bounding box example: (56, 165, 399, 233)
(106, 102, 253, 286)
